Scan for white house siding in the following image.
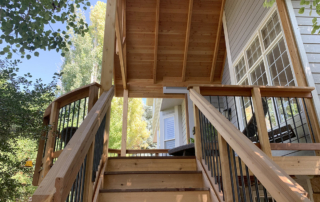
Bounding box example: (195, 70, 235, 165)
(181, 100, 188, 145)
(290, 0, 320, 113)
(224, 0, 269, 62)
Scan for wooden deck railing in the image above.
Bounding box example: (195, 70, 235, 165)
(108, 149, 170, 157)
(189, 85, 314, 202)
(32, 85, 114, 202)
(33, 82, 101, 186)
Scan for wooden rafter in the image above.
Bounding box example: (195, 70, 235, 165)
(153, 0, 160, 84)
(181, 0, 193, 82)
(209, 0, 226, 82)
(115, 8, 127, 89)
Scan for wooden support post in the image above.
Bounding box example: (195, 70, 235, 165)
(185, 94, 191, 144)
(218, 133, 233, 202)
(121, 89, 129, 157)
(83, 85, 99, 202)
(41, 101, 60, 183)
(100, 0, 116, 94)
(276, 0, 320, 149)
(192, 87, 202, 161)
(251, 87, 272, 158)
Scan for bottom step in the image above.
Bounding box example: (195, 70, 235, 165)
(98, 189, 210, 202)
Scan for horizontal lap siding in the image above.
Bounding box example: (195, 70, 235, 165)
(292, 0, 320, 102)
(225, 0, 269, 63)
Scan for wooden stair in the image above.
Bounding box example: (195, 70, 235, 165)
(98, 157, 211, 202)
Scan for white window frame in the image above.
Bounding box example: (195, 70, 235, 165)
(163, 114, 175, 149)
(229, 5, 299, 130)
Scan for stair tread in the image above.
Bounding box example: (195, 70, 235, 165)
(100, 188, 210, 193)
(109, 156, 195, 159)
(104, 171, 202, 175)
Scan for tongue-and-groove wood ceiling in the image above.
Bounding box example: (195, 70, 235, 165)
(113, 0, 226, 98)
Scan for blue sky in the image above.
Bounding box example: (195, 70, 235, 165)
(0, 0, 103, 84)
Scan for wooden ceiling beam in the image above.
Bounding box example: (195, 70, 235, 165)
(209, 0, 226, 82)
(153, 0, 160, 84)
(115, 8, 127, 89)
(181, 0, 193, 82)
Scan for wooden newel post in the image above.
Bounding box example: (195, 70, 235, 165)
(251, 87, 272, 158)
(218, 133, 233, 202)
(41, 101, 60, 183)
(121, 89, 129, 157)
(192, 87, 203, 161)
(83, 85, 99, 202)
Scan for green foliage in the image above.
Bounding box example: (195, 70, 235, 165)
(0, 60, 60, 201)
(0, 0, 91, 59)
(263, 0, 320, 34)
(190, 138, 194, 144)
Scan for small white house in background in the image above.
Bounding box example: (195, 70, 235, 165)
(147, 91, 195, 150)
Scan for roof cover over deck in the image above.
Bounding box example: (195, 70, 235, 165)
(114, 0, 226, 97)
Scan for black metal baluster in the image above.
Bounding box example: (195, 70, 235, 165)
(227, 144, 236, 202)
(68, 101, 76, 144)
(265, 97, 276, 143)
(279, 97, 292, 143)
(80, 157, 87, 202)
(55, 108, 63, 152)
(64, 104, 71, 148)
(295, 98, 308, 143)
(287, 97, 299, 143)
(205, 115, 214, 176)
(198, 111, 206, 161)
(245, 165, 254, 202)
(241, 97, 250, 139)
(303, 98, 316, 143)
(263, 187, 268, 202)
(213, 126, 222, 192)
(60, 106, 67, 149)
(200, 112, 208, 165)
(234, 96, 241, 130)
(217, 96, 224, 194)
(237, 157, 248, 202)
(232, 150, 242, 201)
(272, 97, 284, 143)
(254, 177, 260, 202)
(249, 97, 258, 143)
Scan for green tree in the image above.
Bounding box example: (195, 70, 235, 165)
(264, 0, 320, 34)
(0, 60, 60, 201)
(59, 2, 151, 150)
(0, 0, 91, 59)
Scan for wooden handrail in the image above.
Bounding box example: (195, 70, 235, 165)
(189, 88, 310, 202)
(32, 86, 114, 202)
(43, 82, 101, 118)
(187, 84, 314, 98)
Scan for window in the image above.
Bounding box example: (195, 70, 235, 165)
(234, 57, 246, 83)
(250, 61, 268, 86)
(232, 9, 298, 129)
(261, 11, 282, 49)
(267, 38, 294, 87)
(246, 37, 262, 68)
(164, 116, 175, 149)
